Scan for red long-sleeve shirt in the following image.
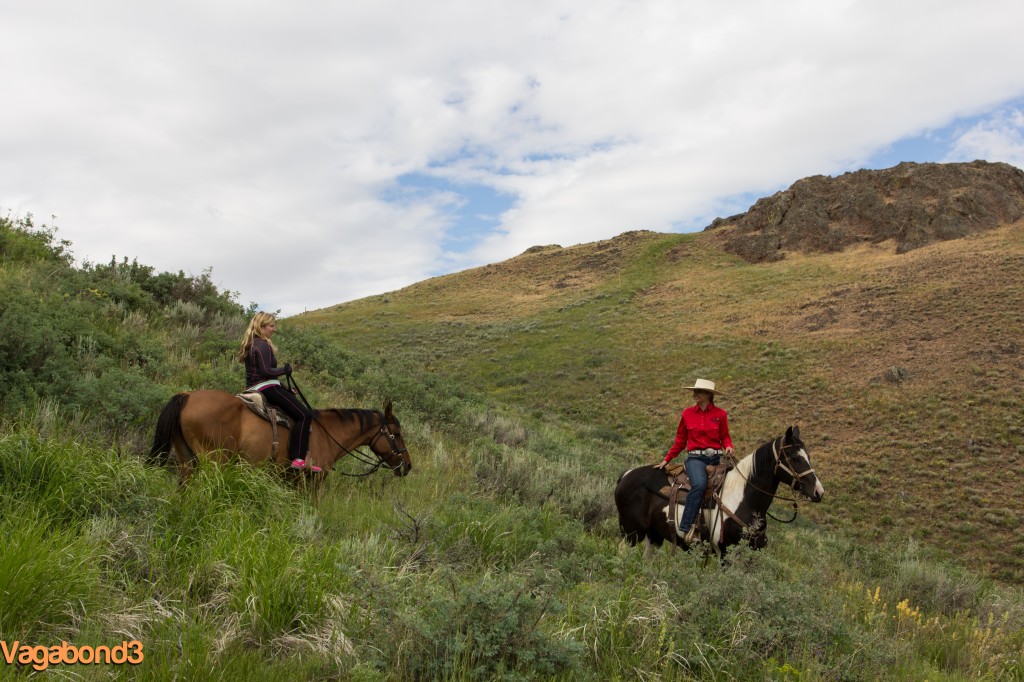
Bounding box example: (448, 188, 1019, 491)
(663, 403, 733, 463)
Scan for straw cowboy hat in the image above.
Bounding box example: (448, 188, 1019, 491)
(686, 378, 724, 395)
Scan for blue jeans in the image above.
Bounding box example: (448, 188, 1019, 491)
(679, 453, 720, 532)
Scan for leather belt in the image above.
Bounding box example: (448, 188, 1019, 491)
(688, 448, 723, 456)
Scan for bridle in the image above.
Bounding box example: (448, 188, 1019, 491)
(369, 419, 409, 466)
(730, 436, 818, 523)
(326, 410, 409, 476)
(283, 374, 407, 476)
(771, 437, 818, 491)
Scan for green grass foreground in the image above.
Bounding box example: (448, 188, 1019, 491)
(2, 409, 1022, 681)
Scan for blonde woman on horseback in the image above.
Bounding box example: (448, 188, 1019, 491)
(237, 312, 319, 472)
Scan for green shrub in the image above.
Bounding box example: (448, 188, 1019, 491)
(0, 213, 72, 264)
(380, 570, 583, 681)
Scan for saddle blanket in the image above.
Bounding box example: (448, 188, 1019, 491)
(236, 391, 293, 428)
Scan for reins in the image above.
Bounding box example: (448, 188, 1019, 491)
(284, 374, 406, 476)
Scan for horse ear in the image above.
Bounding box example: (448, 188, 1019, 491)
(792, 424, 800, 441)
(785, 425, 794, 442)
(384, 400, 393, 419)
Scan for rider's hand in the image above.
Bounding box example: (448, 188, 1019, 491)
(653, 460, 667, 470)
(725, 447, 734, 456)
(283, 363, 292, 376)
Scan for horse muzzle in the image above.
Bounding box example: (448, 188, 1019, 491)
(395, 461, 412, 477)
(804, 480, 825, 503)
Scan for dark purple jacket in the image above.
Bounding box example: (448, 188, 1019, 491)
(245, 338, 288, 389)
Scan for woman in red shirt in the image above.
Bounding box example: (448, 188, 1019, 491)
(654, 379, 734, 543)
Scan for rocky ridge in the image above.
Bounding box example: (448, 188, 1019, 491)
(706, 160, 1024, 261)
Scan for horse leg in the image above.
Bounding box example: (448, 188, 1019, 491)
(172, 435, 197, 485)
(309, 474, 327, 504)
(619, 527, 644, 546)
(643, 537, 655, 557)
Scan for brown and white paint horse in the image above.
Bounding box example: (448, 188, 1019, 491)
(614, 426, 823, 552)
(149, 390, 412, 483)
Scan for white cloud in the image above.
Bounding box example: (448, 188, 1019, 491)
(945, 109, 1024, 169)
(2, 0, 1024, 314)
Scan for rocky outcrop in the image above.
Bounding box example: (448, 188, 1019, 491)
(706, 161, 1024, 262)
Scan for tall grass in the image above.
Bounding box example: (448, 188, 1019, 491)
(0, 510, 104, 641)
(2, 406, 1023, 680)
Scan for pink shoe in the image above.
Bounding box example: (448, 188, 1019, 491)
(290, 459, 322, 473)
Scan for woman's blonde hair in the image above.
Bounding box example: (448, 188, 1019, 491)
(237, 312, 277, 362)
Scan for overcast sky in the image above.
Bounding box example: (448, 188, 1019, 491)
(3, 1, 1024, 316)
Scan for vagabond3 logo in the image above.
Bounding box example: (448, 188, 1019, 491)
(2, 640, 144, 672)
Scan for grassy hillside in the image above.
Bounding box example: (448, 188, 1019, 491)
(298, 223, 1024, 582)
(3, 214, 1023, 680)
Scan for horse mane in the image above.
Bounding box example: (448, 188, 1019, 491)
(329, 408, 391, 432)
(751, 438, 778, 478)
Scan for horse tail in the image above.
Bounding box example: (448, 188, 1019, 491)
(149, 393, 189, 466)
(614, 465, 666, 546)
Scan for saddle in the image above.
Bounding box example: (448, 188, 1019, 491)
(659, 459, 733, 501)
(660, 456, 735, 544)
(237, 391, 292, 459)
(237, 391, 293, 427)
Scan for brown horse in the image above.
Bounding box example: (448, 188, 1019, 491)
(149, 390, 412, 482)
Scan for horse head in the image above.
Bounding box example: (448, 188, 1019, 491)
(774, 426, 824, 502)
(368, 401, 412, 476)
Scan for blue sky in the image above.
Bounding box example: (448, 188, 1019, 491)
(388, 173, 512, 261)
(865, 104, 1023, 169)
(2, 1, 1023, 314)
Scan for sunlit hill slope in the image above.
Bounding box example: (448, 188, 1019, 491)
(298, 171, 1024, 582)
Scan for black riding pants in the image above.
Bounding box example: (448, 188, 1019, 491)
(260, 385, 314, 461)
